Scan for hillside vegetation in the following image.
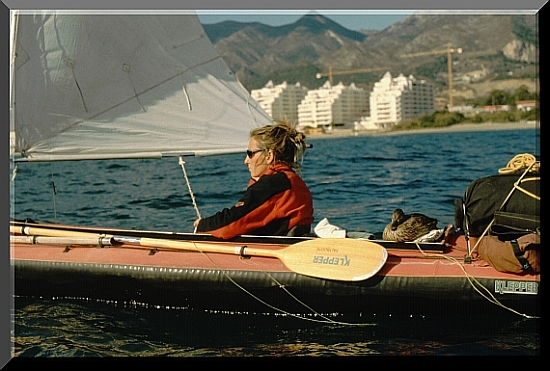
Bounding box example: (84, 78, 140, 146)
(204, 13, 539, 105)
(394, 85, 539, 130)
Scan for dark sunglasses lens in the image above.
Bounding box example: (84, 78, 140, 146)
(247, 149, 261, 158)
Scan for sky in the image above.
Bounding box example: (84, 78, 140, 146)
(5, 2, 543, 31)
(196, 11, 413, 32)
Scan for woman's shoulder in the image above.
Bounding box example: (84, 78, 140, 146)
(255, 167, 292, 187)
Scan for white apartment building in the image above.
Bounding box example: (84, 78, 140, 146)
(250, 80, 308, 123)
(369, 72, 435, 127)
(297, 81, 369, 130)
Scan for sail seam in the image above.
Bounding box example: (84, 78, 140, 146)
(175, 66, 192, 111)
(67, 58, 88, 113)
(123, 63, 146, 112)
(28, 55, 225, 144)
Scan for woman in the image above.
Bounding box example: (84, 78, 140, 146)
(193, 121, 314, 239)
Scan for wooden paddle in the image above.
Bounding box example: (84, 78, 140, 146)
(10, 225, 114, 238)
(114, 236, 388, 282)
(11, 224, 388, 281)
(11, 235, 115, 246)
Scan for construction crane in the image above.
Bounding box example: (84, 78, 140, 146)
(315, 66, 386, 85)
(400, 43, 462, 109)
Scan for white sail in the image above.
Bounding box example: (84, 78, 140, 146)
(11, 11, 273, 161)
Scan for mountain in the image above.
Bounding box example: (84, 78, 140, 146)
(203, 13, 367, 80)
(202, 13, 539, 102)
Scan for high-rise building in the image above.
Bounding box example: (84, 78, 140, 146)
(297, 81, 369, 130)
(250, 81, 308, 123)
(251, 74, 434, 131)
(369, 72, 435, 126)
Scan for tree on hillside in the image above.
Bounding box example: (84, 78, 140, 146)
(514, 85, 537, 101)
(485, 90, 514, 106)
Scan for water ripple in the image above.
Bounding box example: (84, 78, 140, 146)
(11, 128, 540, 356)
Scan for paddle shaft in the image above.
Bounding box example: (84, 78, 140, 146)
(11, 224, 388, 281)
(12, 225, 285, 259)
(10, 226, 246, 255)
(115, 236, 283, 259)
(11, 235, 114, 246)
(115, 236, 387, 281)
(10, 225, 114, 239)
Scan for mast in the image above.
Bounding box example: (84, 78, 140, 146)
(10, 10, 19, 155)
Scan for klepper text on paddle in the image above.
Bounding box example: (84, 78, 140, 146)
(312, 255, 350, 266)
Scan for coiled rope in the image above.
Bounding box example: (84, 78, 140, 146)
(498, 153, 540, 175)
(469, 155, 540, 256)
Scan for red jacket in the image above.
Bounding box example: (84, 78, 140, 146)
(196, 163, 314, 239)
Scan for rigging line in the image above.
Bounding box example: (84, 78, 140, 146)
(414, 242, 539, 319)
(234, 74, 274, 126)
(11, 163, 18, 182)
(462, 201, 472, 256)
(50, 163, 57, 223)
(241, 82, 256, 124)
(470, 161, 539, 256)
(238, 255, 369, 325)
(188, 240, 374, 326)
(513, 177, 540, 201)
(178, 156, 201, 220)
(414, 243, 513, 312)
(172, 34, 205, 49)
(257, 271, 375, 326)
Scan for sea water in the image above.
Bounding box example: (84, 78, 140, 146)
(9, 127, 540, 357)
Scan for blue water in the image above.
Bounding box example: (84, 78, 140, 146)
(10, 127, 540, 357)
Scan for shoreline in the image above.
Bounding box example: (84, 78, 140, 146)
(306, 121, 539, 139)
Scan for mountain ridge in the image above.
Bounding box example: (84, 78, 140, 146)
(202, 13, 539, 103)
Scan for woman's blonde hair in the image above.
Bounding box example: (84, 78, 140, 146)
(250, 120, 308, 171)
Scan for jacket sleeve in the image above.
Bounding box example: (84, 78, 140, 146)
(196, 172, 291, 239)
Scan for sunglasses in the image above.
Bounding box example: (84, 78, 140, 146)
(246, 149, 263, 158)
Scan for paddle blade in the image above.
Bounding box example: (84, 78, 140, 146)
(279, 238, 388, 281)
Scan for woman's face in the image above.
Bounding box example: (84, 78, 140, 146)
(244, 137, 272, 180)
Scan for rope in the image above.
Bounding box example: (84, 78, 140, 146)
(50, 163, 57, 223)
(498, 153, 540, 175)
(414, 242, 539, 319)
(513, 177, 540, 201)
(11, 163, 18, 181)
(178, 156, 201, 220)
(470, 159, 540, 256)
(186, 240, 375, 326)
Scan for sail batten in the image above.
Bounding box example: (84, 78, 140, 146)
(11, 11, 273, 162)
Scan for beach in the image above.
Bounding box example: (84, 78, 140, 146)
(306, 121, 539, 139)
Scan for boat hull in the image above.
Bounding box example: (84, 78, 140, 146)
(11, 222, 540, 316)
